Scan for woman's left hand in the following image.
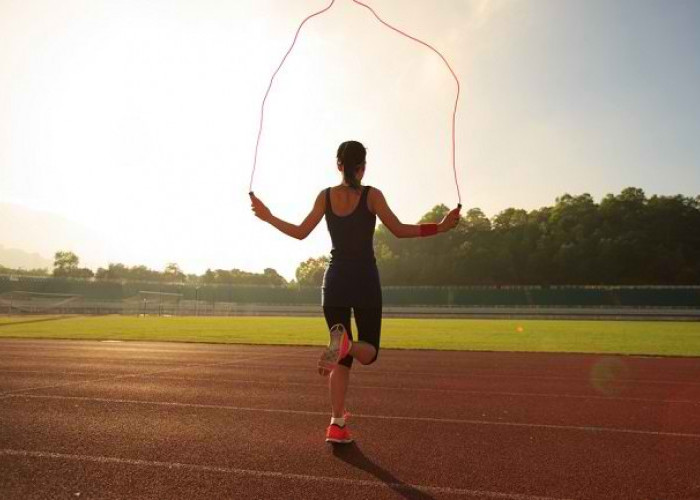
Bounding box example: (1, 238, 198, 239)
(439, 206, 461, 232)
(250, 193, 272, 222)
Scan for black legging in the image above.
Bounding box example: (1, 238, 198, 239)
(323, 306, 381, 368)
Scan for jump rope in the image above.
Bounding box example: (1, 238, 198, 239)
(249, 0, 462, 209)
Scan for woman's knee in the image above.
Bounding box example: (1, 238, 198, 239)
(361, 345, 378, 365)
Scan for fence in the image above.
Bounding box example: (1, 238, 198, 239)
(1, 275, 698, 310)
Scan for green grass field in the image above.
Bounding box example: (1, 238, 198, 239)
(1, 314, 699, 356)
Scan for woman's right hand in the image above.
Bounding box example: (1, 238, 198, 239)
(250, 193, 272, 222)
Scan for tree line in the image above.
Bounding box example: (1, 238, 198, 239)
(1, 252, 286, 286)
(2, 188, 698, 287)
(296, 187, 700, 286)
(88, 260, 285, 286)
(370, 187, 700, 286)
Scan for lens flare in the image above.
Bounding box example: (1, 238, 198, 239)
(590, 357, 631, 396)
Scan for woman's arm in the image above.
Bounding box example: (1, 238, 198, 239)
(369, 189, 460, 238)
(250, 191, 325, 240)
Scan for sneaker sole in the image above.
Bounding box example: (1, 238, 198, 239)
(318, 324, 349, 370)
(325, 437, 353, 444)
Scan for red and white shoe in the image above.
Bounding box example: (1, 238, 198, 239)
(317, 323, 352, 376)
(325, 424, 353, 444)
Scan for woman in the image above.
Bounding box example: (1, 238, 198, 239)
(250, 140, 460, 444)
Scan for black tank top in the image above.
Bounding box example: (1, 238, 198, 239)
(325, 186, 376, 263)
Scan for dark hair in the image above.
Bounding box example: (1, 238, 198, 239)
(336, 140, 366, 191)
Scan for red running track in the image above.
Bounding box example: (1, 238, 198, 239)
(1, 339, 699, 499)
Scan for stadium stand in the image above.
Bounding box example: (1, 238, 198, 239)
(1, 275, 698, 312)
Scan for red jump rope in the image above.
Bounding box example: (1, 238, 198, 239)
(249, 0, 462, 209)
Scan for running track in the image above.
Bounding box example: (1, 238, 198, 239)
(1, 339, 699, 499)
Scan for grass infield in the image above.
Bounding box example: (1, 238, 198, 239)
(1, 314, 699, 356)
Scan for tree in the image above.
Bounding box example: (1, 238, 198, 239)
(418, 204, 450, 223)
(53, 251, 79, 276)
(462, 208, 491, 233)
(53, 251, 93, 278)
(295, 256, 329, 286)
(163, 263, 185, 283)
(203, 269, 217, 284)
(95, 263, 162, 282)
(263, 268, 286, 286)
(200, 267, 287, 285)
(95, 263, 127, 281)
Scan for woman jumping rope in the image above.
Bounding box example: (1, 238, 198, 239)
(250, 140, 461, 444)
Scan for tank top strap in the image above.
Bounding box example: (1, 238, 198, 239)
(325, 187, 332, 215)
(360, 185, 372, 212)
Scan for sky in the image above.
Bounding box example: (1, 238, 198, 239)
(1, 0, 699, 280)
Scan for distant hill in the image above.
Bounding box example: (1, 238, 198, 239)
(0, 203, 110, 270)
(0, 245, 52, 270)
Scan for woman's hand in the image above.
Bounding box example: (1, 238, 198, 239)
(250, 193, 272, 222)
(438, 206, 461, 233)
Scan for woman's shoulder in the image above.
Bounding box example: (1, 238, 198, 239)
(366, 185, 383, 198)
(365, 186, 385, 214)
(314, 188, 330, 210)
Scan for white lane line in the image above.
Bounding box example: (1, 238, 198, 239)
(2, 347, 698, 386)
(131, 374, 700, 405)
(360, 370, 700, 387)
(0, 370, 122, 376)
(2, 363, 699, 404)
(0, 448, 571, 500)
(0, 346, 310, 361)
(231, 362, 700, 387)
(7, 394, 700, 439)
(4, 371, 699, 406)
(0, 352, 288, 399)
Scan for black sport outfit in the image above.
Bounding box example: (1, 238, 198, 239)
(322, 186, 382, 368)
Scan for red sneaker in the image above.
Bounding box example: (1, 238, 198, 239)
(317, 323, 352, 375)
(325, 424, 353, 444)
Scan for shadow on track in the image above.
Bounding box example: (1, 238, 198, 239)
(332, 443, 436, 500)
